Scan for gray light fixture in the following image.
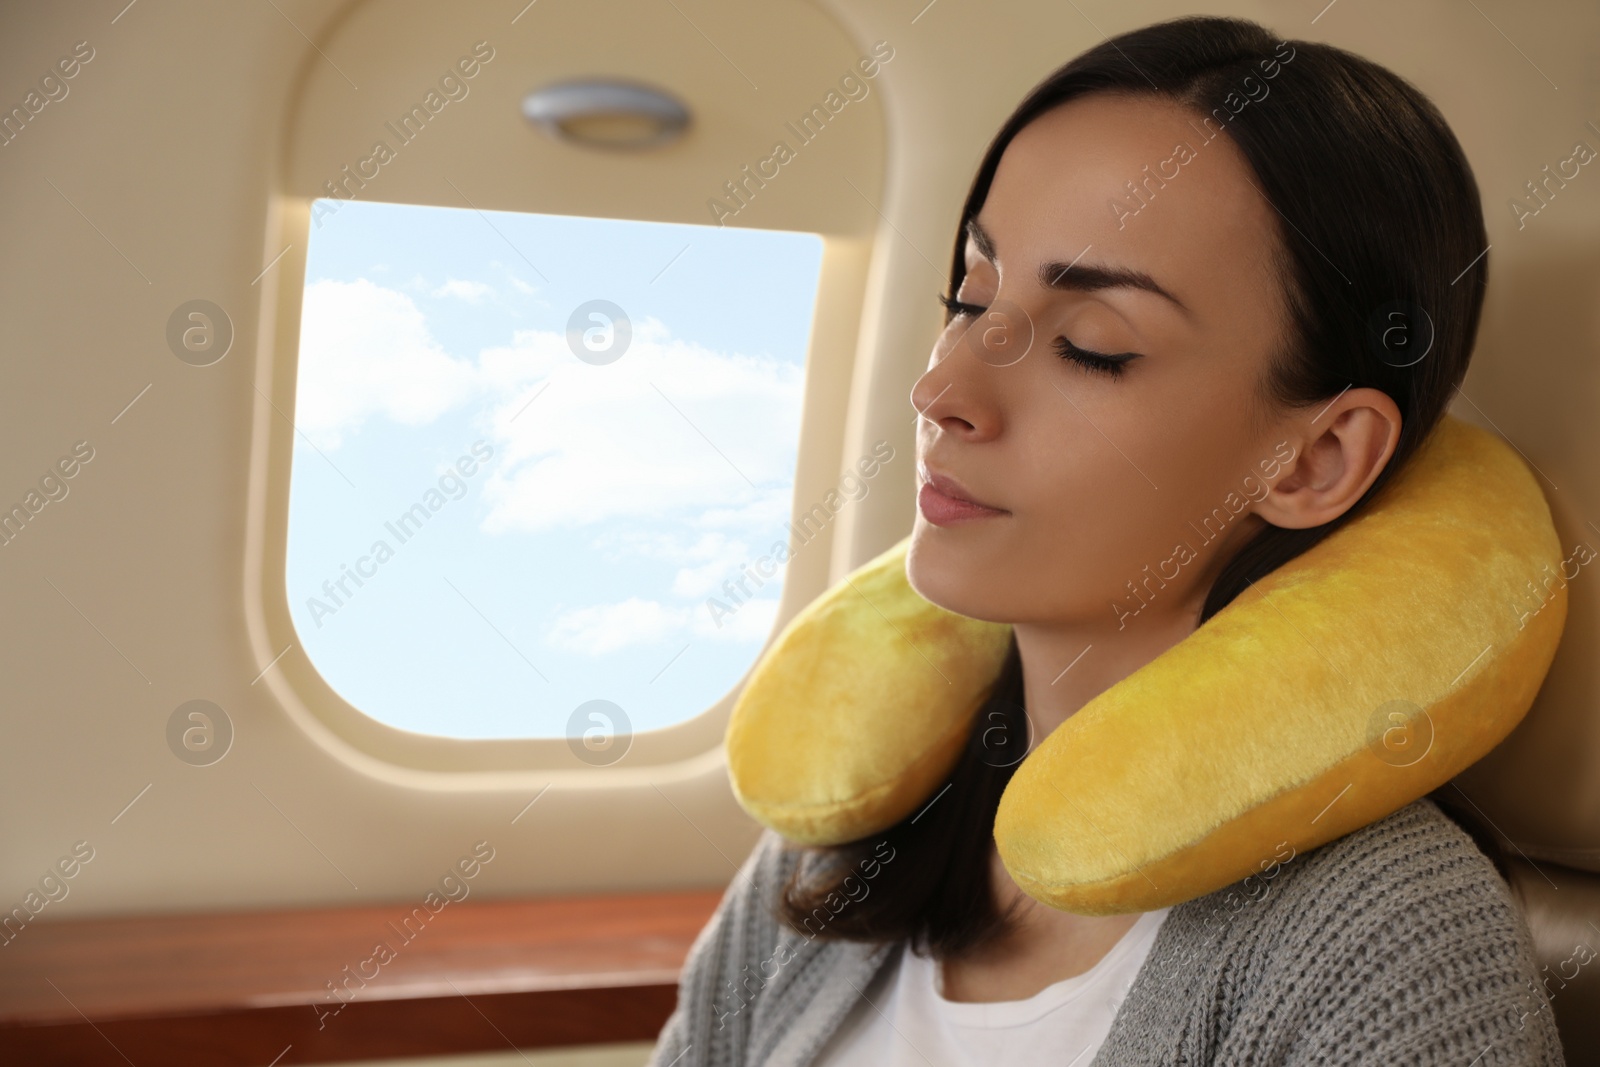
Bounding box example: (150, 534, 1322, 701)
(521, 79, 691, 149)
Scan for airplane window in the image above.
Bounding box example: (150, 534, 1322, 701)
(285, 198, 824, 740)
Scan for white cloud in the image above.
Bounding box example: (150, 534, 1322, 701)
(695, 495, 796, 531)
(584, 529, 790, 601)
(593, 528, 744, 566)
(547, 593, 781, 654)
(477, 322, 803, 533)
(296, 279, 479, 450)
(672, 558, 735, 598)
(696, 596, 781, 643)
(547, 598, 685, 654)
(432, 278, 494, 303)
(295, 285, 803, 533)
(671, 538, 768, 598)
(296, 277, 805, 665)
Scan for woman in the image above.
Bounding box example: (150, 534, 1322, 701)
(648, 16, 1565, 1066)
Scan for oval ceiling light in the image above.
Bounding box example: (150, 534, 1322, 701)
(521, 79, 691, 149)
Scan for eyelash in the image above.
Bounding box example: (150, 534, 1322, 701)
(937, 292, 1136, 379)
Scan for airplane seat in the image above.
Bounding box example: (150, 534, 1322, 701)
(1450, 566, 1600, 1065)
(1503, 857, 1600, 1061)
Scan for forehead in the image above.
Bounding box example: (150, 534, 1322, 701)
(972, 93, 1283, 320)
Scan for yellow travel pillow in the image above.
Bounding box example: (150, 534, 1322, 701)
(725, 415, 1568, 915)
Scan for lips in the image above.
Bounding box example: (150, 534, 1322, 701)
(917, 466, 1007, 526)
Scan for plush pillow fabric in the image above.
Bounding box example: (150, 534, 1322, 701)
(726, 415, 1568, 914)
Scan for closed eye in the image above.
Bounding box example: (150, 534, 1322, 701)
(937, 291, 986, 322)
(937, 291, 1141, 379)
(1052, 337, 1138, 379)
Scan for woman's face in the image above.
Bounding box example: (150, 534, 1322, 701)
(908, 92, 1303, 628)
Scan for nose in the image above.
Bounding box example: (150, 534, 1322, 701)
(910, 315, 1014, 443)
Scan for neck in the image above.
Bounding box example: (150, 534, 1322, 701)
(1012, 573, 1217, 753)
(1012, 515, 1267, 746)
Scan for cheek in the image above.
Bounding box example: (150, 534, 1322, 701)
(1090, 343, 1264, 489)
(1018, 433, 1163, 586)
(1003, 387, 1237, 612)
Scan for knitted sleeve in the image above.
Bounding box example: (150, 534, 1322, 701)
(644, 829, 791, 1067)
(1213, 800, 1568, 1066)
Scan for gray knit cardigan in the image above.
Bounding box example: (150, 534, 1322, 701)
(644, 799, 1566, 1066)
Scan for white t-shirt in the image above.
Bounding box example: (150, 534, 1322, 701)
(811, 908, 1169, 1067)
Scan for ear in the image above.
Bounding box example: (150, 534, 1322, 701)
(1254, 387, 1403, 530)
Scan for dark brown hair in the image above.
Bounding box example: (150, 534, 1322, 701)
(776, 15, 1493, 957)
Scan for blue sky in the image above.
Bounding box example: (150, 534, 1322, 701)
(286, 198, 824, 740)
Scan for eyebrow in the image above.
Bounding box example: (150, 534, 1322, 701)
(965, 217, 1189, 314)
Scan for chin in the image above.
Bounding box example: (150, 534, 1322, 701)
(905, 520, 1013, 622)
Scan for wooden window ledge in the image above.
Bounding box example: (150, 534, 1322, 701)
(0, 887, 723, 1066)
